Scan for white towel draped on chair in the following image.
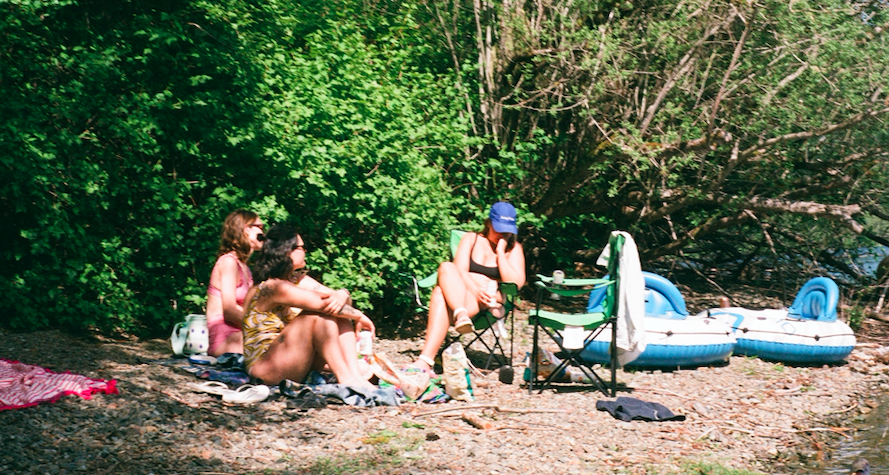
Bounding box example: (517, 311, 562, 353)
(597, 231, 647, 366)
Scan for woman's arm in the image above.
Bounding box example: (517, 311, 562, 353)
(452, 232, 487, 303)
(295, 274, 352, 315)
(496, 241, 527, 289)
(217, 257, 246, 327)
(275, 279, 374, 334)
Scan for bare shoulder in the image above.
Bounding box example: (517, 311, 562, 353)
(215, 253, 241, 272)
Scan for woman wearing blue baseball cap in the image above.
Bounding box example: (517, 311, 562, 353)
(413, 202, 526, 372)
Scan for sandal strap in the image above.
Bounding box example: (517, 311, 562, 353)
(417, 354, 435, 367)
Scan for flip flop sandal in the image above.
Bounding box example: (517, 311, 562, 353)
(454, 313, 475, 334)
(186, 381, 232, 396)
(188, 354, 218, 365)
(222, 384, 270, 404)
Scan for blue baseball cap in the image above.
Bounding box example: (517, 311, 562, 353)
(489, 202, 518, 234)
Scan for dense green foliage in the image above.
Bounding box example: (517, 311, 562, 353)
(0, 0, 475, 333)
(2, 0, 888, 334)
(0, 0, 271, 332)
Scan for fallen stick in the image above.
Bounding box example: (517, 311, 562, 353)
(414, 404, 567, 417)
(824, 402, 859, 415)
(876, 282, 889, 313)
(719, 425, 854, 438)
(696, 427, 717, 441)
(632, 387, 695, 400)
(774, 386, 802, 394)
(490, 426, 559, 432)
(868, 311, 889, 323)
(462, 412, 493, 430)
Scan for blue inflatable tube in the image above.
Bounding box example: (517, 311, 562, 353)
(587, 271, 689, 319)
(787, 276, 839, 322)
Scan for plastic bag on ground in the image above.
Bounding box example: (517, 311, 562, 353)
(442, 342, 474, 401)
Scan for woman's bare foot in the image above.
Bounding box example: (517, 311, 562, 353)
(453, 308, 474, 334)
(407, 354, 436, 375)
(356, 358, 375, 381)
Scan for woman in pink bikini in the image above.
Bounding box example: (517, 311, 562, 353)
(413, 202, 526, 372)
(206, 209, 265, 356)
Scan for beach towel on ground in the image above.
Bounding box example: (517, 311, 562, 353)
(0, 359, 118, 411)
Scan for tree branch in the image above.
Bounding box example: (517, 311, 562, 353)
(639, 20, 726, 135)
(740, 106, 889, 159)
(708, 7, 755, 136)
(640, 211, 755, 260)
(744, 197, 862, 232)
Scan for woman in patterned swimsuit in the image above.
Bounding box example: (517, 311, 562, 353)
(413, 202, 526, 372)
(242, 224, 375, 388)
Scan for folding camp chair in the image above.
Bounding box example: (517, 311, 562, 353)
(527, 233, 625, 396)
(407, 230, 518, 380)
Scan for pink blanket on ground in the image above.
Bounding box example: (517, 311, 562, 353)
(0, 359, 118, 411)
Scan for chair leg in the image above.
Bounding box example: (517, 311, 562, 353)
(610, 318, 617, 397)
(532, 325, 616, 397)
(530, 318, 539, 394)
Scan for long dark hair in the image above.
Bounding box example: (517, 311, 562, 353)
(251, 224, 301, 283)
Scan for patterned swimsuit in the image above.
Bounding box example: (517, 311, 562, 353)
(242, 282, 298, 372)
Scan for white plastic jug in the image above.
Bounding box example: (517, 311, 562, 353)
(171, 314, 209, 356)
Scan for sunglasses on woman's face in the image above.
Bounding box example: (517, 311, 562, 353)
(250, 223, 265, 231)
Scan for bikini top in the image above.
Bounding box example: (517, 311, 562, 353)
(468, 234, 501, 280)
(207, 253, 253, 305)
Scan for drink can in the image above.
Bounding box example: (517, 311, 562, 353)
(550, 270, 564, 300)
(487, 280, 498, 307)
(357, 330, 373, 356)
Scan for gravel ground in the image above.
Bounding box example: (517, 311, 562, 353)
(2, 287, 889, 475)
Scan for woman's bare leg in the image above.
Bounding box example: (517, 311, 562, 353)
(249, 314, 372, 389)
(437, 262, 480, 317)
(415, 263, 481, 371)
(335, 318, 365, 379)
(416, 286, 448, 370)
(248, 315, 317, 384)
(310, 316, 372, 389)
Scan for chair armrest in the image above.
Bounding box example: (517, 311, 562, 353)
(534, 281, 612, 298)
(535, 274, 611, 287)
(529, 308, 609, 330)
(498, 282, 519, 297)
(416, 272, 438, 289)
(534, 274, 613, 298)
